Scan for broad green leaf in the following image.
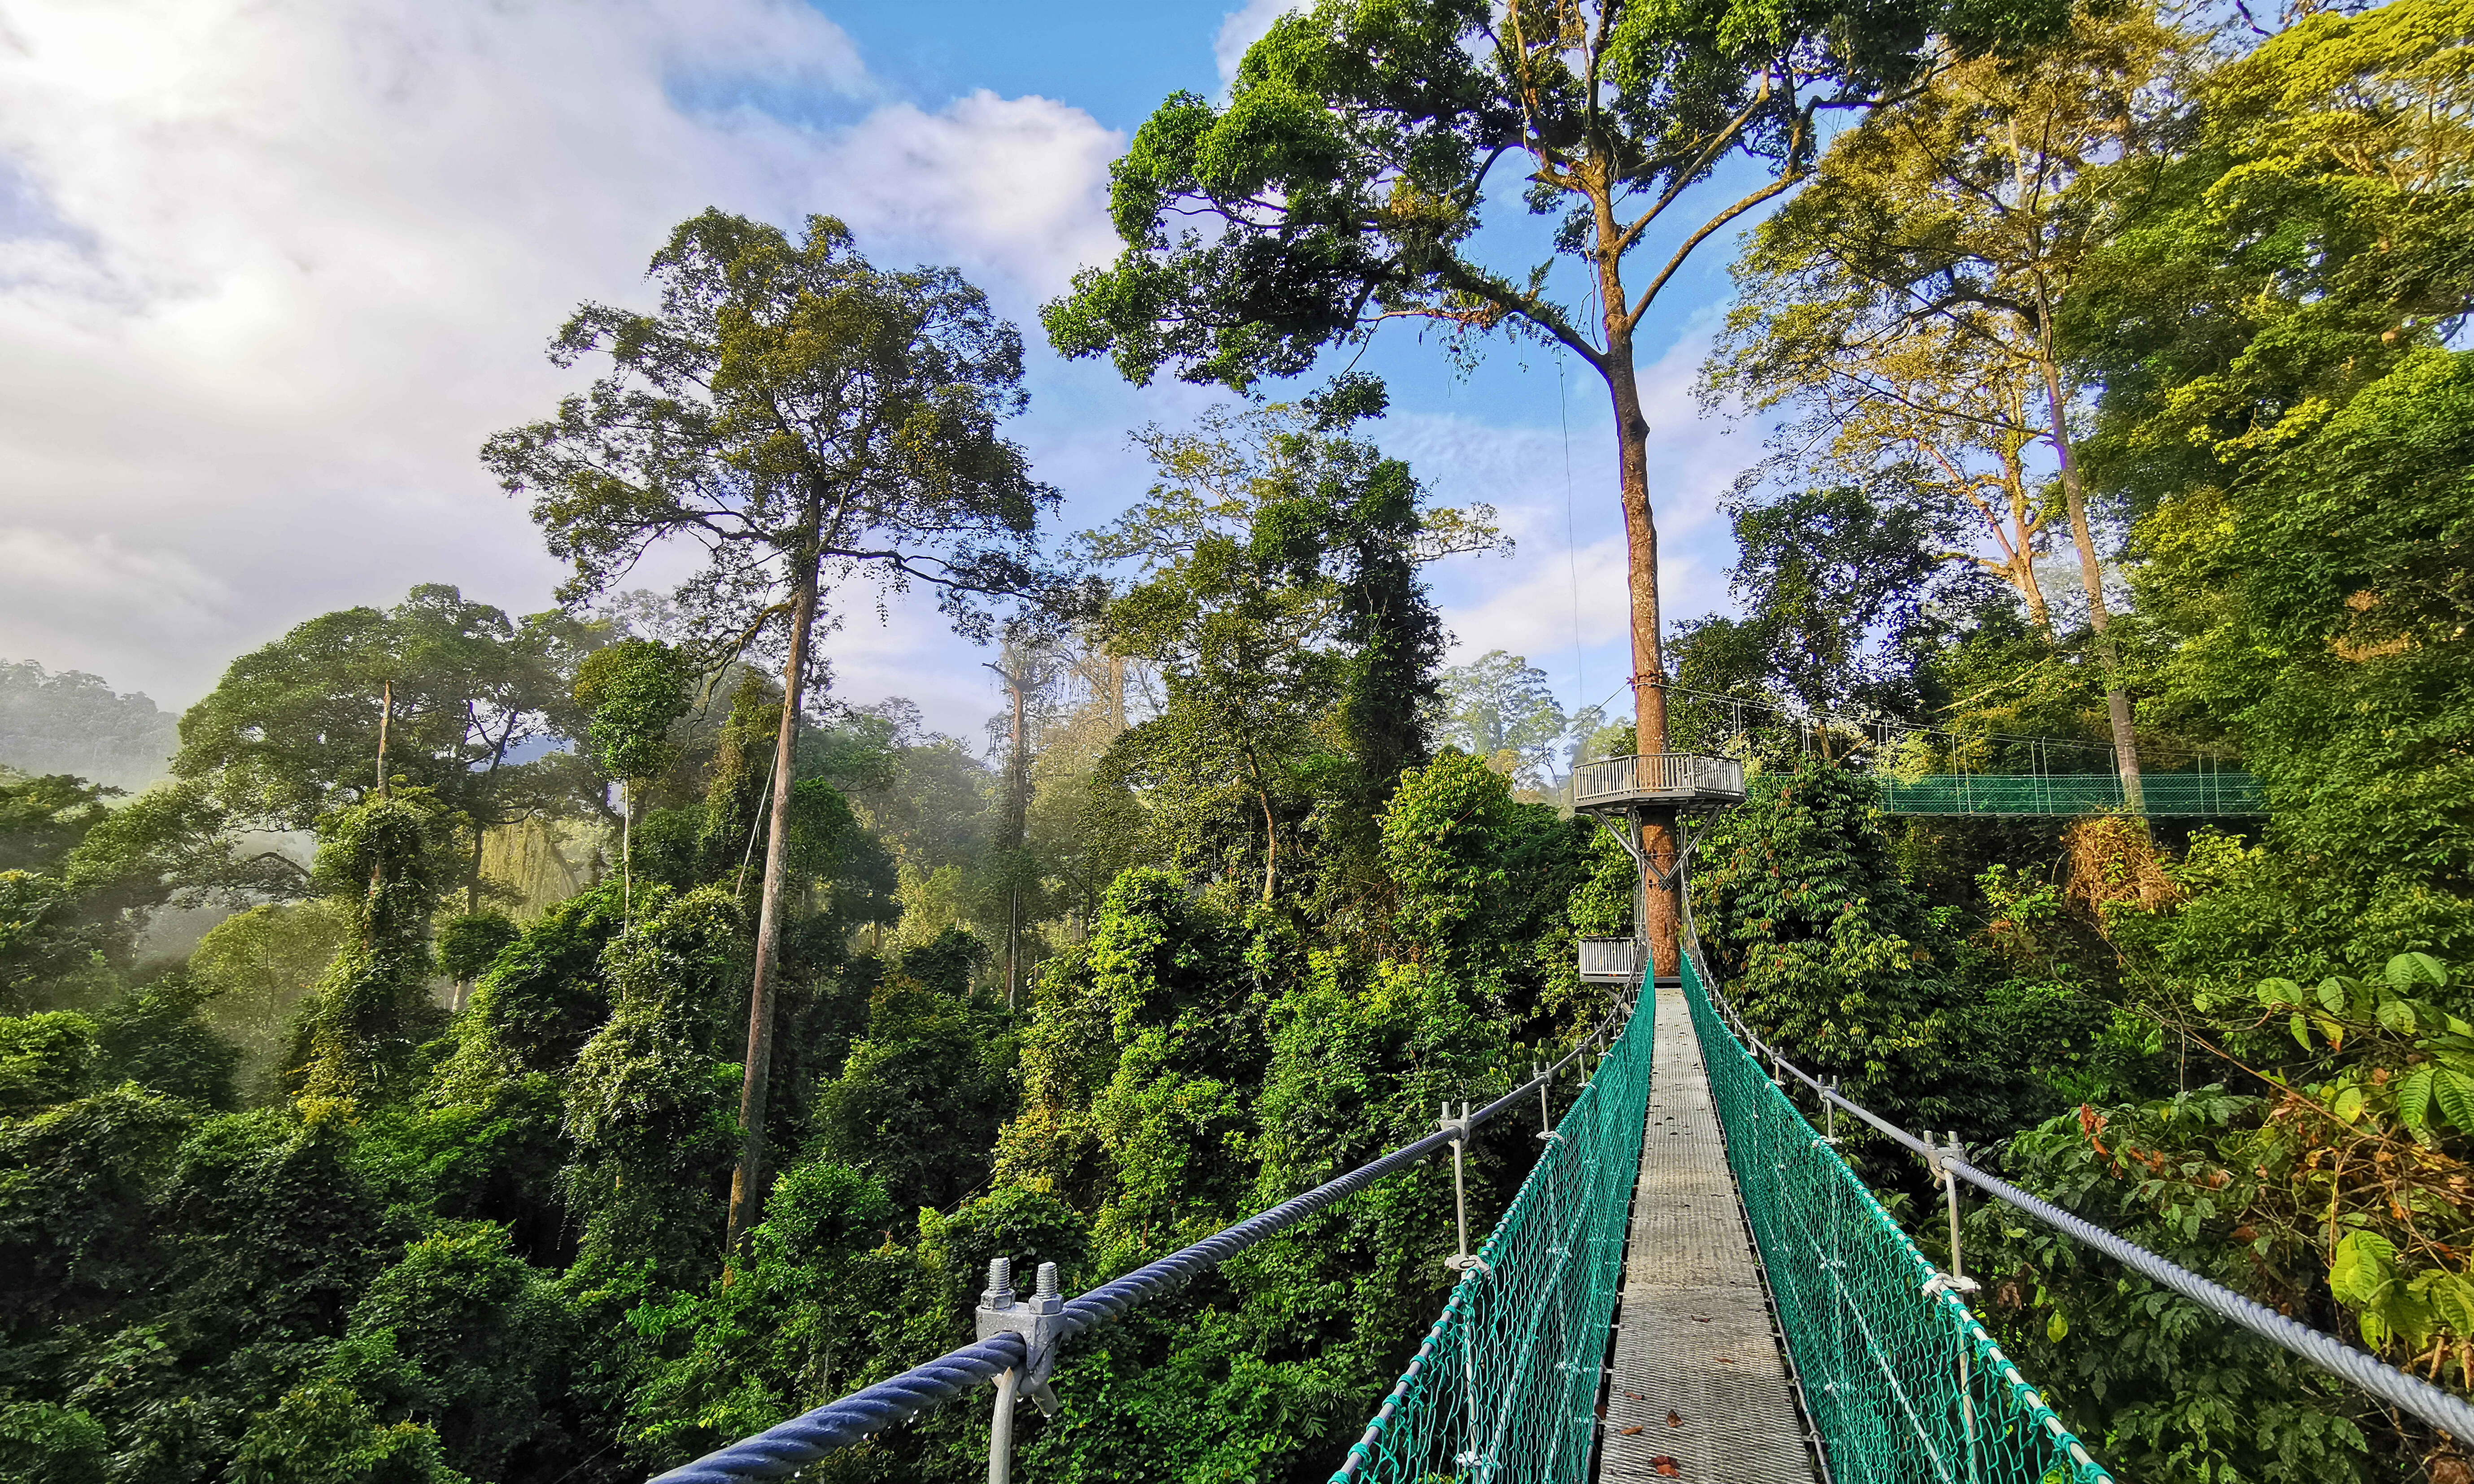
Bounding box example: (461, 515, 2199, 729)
(2387, 953, 2448, 993)
(2330, 1230, 2399, 1308)
(2421, 1273, 2474, 1336)
(2291, 1012, 2312, 1050)
(2397, 1065, 2436, 1127)
(2377, 997, 2417, 1035)
(2437, 1070, 2474, 1135)
(2258, 977, 2303, 1006)
(2333, 1085, 2365, 1123)
(2318, 977, 2349, 1014)
(2047, 1310, 2068, 1342)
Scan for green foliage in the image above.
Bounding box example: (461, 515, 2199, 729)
(335, 1222, 570, 1477)
(562, 886, 746, 1284)
(295, 794, 454, 1103)
(1097, 406, 1467, 912)
(0, 660, 181, 793)
(0, 771, 118, 872)
(811, 973, 1015, 1214)
(174, 585, 593, 914)
(435, 913, 519, 987)
(227, 1380, 465, 1484)
(0, 1400, 110, 1484)
(572, 640, 691, 787)
(483, 210, 1052, 627)
(190, 901, 349, 1091)
(0, 1009, 99, 1114)
(1431, 652, 1562, 783)
(434, 886, 626, 1095)
(0, 1082, 195, 1333)
(92, 971, 240, 1110)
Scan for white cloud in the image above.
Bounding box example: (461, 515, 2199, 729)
(0, 0, 1125, 727)
(1382, 325, 1760, 709)
(1214, 0, 1307, 88)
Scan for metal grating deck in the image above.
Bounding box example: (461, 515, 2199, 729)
(1596, 980, 1822, 1484)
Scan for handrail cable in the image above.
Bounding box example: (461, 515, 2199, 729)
(645, 982, 1645, 1484)
(1680, 927, 2474, 1443)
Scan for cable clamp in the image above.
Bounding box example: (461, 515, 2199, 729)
(976, 1258, 1067, 1415)
(1446, 1253, 1493, 1276)
(1920, 1272, 1981, 1299)
(1536, 1130, 1566, 1145)
(1439, 1106, 1475, 1145)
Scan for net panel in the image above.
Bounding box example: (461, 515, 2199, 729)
(1680, 953, 2115, 1484)
(1879, 773, 2265, 817)
(1330, 981, 1658, 1483)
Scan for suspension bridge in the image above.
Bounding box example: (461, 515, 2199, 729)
(653, 753, 2460, 1484)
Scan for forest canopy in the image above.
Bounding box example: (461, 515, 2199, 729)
(2, 1, 2472, 1481)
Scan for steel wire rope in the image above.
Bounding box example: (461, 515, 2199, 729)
(649, 986, 1645, 1484)
(1679, 914, 2474, 1444)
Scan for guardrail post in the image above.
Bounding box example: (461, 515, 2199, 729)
(1925, 1135, 1983, 1484)
(1441, 1102, 1484, 1276)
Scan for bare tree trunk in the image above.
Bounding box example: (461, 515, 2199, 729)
(1108, 652, 1125, 734)
(375, 679, 392, 800)
(1007, 670, 1025, 1008)
(2033, 340, 2145, 815)
(986, 656, 1033, 1009)
(1257, 787, 1279, 908)
(724, 542, 820, 1260)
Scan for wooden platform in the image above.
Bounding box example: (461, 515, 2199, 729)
(1597, 980, 1822, 1484)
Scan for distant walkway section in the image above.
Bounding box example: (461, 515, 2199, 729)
(1880, 771, 2263, 816)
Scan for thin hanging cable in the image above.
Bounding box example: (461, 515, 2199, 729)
(1558, 352, 1583, 712)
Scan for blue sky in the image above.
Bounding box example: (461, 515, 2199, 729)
(0, 0, 1766, 744)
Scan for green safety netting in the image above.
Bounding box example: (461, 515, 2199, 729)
(1682, 952, 2114, 1484)
(1880, 772, 2264, 817)
(1330, 986, 1657, 1483)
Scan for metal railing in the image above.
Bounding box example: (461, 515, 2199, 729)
(1571, 753, 1746, 808)
(1877, 771, 2267, 817)
(646, 981, 1647, 1484)
(1577, 936, 1641, 983)
(1680, 918, 2474, 1447)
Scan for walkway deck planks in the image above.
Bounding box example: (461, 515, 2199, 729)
(1597, 980, 1822, 1484)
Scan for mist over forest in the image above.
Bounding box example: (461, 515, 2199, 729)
(2, 1, 2471, 1482)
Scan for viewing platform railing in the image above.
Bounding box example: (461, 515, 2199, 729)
(1572, 753, 1746, 809)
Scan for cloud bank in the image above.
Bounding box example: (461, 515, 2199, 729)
(0, 0, 1121, 726)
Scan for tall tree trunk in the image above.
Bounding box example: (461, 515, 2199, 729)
(986, 656, 1033, 1009)
(1006, 669, 1026, 1008)
(1605, 331, 1681, 978)
(2032, 335, 2144, 815)
(375, 680, 392, 800)
(724, 541, 820, 1260)
(1257, 787, 1279, 908)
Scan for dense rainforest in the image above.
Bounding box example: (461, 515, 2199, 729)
(2, 1, 2470, 1481)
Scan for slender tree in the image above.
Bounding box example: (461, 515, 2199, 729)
(1713, 4, 2203, 808)
(483, 210, 1054, 1257)
(1046, 0, 2070, 967)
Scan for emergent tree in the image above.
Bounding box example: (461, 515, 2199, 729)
(482, 210, 1054, 1257)
(1045, 0, 2072, 967)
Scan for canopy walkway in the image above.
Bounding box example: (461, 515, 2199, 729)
(654, 894, 2474, 1484)
(1880, 771, 2265, 817)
